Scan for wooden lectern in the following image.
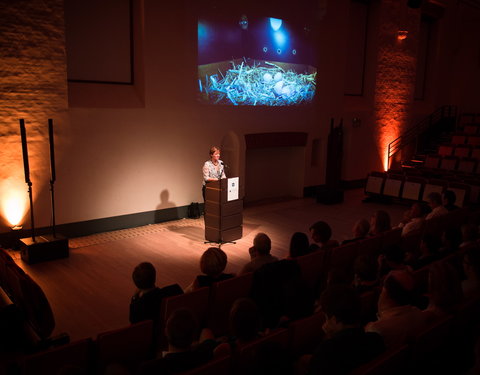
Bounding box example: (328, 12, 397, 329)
(204, 178, 243, 243)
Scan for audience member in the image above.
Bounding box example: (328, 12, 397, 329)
(442, 190, 459, 211)
(309, 221, 339, 251)
(241, 233, 278, 274)
(306, 285, 384, 375)
(462, 249, 480, 300)
(353, 255, 379, 295)
(138, 309, 217, 374)
(342, 219, 370, 245)
(368, 210, 391, 237)
(377, 244, 410, 280)
(460, 223, 479, 249)
(424, 261, 463, 318)
(407, 233, 441, 270)
(425, 192, 448, 220)
(398, 202, 426, 236)
(229, 298, 262, 347)
(129, 262, 183, 325)
(289, 232, 311, 258)
(365, 272, 430, 349)
(186, 247, 234, 292)
(439, 226, 462, 255)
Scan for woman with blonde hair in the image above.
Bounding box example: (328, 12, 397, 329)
(186, 247, 234, 291)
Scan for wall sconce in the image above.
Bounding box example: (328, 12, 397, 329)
(397, 30, 408, 41)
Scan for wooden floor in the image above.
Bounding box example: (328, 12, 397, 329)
(12, 189, 406, 342)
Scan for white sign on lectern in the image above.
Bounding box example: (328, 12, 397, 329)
(227, 177, 239, 201)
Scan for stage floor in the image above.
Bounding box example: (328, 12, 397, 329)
(12, 189, 406, 341)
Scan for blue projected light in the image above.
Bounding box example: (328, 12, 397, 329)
(198, 23, 207, 40)
(269, 18, 283, 31)
(273, 30, 286, 47)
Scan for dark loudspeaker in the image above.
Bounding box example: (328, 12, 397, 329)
(407, 0, 422, 8)
(20, 234, 69, 264)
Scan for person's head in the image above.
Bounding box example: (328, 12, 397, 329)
(370, 210, 391, 235)
(428, 261, 463, 314)
(200, 247, 227, 277)
(353, 254, 378, 285)
(461, 223, 479, 244)
(427, 192, 443, 209)
(442, 190, 457, 207)
(379, 271, 415, 311)
(209, 146, 221, 162)
(320, 284, 361, 336)
(230, 298, 260, 343)
(420, 233, 441, 256)
(463, 249, 480, 281)
(132, 262, 156, 290)
(353, 219, 370, 238)
(289, 232, 310, 258)
(383, 244, 405, 267)
(309, 221, 332, 244)
(165, 309, 198, 351)
(253, 233, 271, 256)
(410, 202, 426, 219)
(442, 226, 462, 251)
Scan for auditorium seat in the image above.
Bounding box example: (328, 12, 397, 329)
(467, 135, 480, 146)
(380, 228, 402, 249)
(438, 144, 454, 156)
(447, 182, 470, 207)
(457, 157, 476, 173)
(295, 250, 327, 292)
(328, 242, 359, 282)
(454, 144, 471, 158)
(357, 235, 382, 257)
(349, 344, 409, 375)
(471, 146, 480, 160)
(365, 172, 386, 196)
(423, 154, 441, 169)
(95, 320, 154, 373)
(464, 124, 480, 135)
(208, 273, 253, 337)
(382, 174, 403, 198)
(22, 338, 93, 375)
(439, 155, 458, 171)
(451, 134, 467, 145)
(287, 312, 325, 357)
(178, 355, 231, 375)
(421, 179, 447, 202)
(401, 176, 425, 201)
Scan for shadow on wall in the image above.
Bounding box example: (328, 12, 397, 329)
(155, 189, 179, 222)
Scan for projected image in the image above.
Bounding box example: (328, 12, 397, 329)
(198, 15, 316, 106)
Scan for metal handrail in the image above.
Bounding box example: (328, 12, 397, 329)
(387, 105, 457, 166)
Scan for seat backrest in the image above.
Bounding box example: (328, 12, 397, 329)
(178, 355, 231, 375)
(424, 154, 441, 169)
(457, 158, 476, 173)
(438, 144, 454, 156)
(96, 320, 154, 373)
(328, 242, 359, 281)
(453, 145, 471, 158)
(208, 273, 253, 337)
(468, 135, 480, 146)
(401, 178, 424, 201)
(349, 345, 410, 375)
(451, 134, 466, 145)
(380, 228, 402, 250)
(357, 236, 383, 257)
(295, 250, 326, 291)
(383, 176, 403, 198)
(440, 156, 458, 171)
(365, 173, 385, 195)
(23, 338, 93, 375)
(287, 312, 325, 356)
(421, 182, 445, 202)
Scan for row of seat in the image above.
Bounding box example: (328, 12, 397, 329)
(438, 143, 480, 158)
(365, 171, 474, 205)
(19, 292, 480, 375)
(423, 154, 480, 174)
(450, 134, 480, 146)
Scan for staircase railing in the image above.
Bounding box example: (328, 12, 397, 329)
(387, 105, 457, 169)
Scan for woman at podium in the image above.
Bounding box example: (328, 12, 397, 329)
(202, 146, 226, 200)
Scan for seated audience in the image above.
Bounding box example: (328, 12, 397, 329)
(398, 202, 427, 236)
(439, 226, 462, 255)
(378, 244, 411, 280)
(368, 210, 391, 237)
(138, 309, 218, 374)
(306, 284, 385, 375)
(251, 259, 314, 329)
(353, 255, 379, 295)
(407, 233, 441, 270)
(228, 298, 263, 348)
(462, 249, 480, 300)
(186, 247, 234, 292)
(460, 223, 479, 249)
(289, 232, 311, 258)
(129, 262, 183, 325)
(241, 233, 278, 274)
(365, 271, 430, 349)
(425, 192, 448, 220)
(308, 221, 339, 252)
(342, 219, 370, 245)
(442, 189, 459, 211)
(424, 261, 463, 318)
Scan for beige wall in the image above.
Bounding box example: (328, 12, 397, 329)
(1, 0, 479, 233)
